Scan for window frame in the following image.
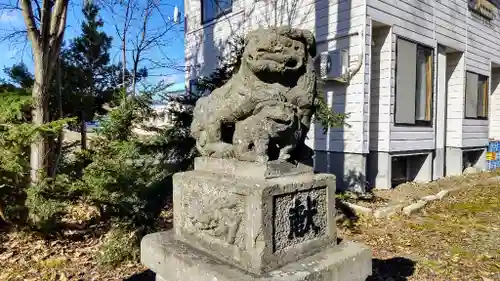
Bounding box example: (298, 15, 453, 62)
(188, 78, 199, 94)
(393, 36, 435, 127)
(200, 0, 233, 24)
(464, 71, 489, 120)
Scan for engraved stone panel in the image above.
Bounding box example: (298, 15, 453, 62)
(181, 186, 246, 248)
(272, 186, 327, 252)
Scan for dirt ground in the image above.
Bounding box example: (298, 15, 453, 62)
(1, 172, 499, 281)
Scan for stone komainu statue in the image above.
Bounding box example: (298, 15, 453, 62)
(191, 26, 317, 163)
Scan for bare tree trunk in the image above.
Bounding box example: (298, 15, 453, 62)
(51, 57, 64, 177)
(131, 66, 137, 93)
(122, 36, 127, 92)
(130, 1, 150, 94)
(121, 0, 131, 94)
(0, 184, 9, 224)
(30, 59, 51, 183)
(20, 0, 69, 184)
(131, 52, 139, 94)
(80, 111, 87, 150)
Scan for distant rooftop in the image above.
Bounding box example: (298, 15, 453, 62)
(152, 82, 186, 105)
(166, 82, 185, 93)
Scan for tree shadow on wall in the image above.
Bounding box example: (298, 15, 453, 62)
(343, 169, 367, 192)
(366, 257, 416, 281)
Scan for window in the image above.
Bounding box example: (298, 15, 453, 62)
(188, 78, 199, 94)
(201, 0, 233, 23)
(395, 38, 434, 125)
(465, 72, 489, 119)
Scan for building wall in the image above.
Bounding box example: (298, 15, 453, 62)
(366, 0, 497, 151)
(184, 0, 247, 80)
(435, 0, 467, 51)
(490, 68, 500, 140)
(366, 0, 438, 47)
(462, 3, 498, 148)
(369, 25, 392, 152)
(446, 52, 466, 148)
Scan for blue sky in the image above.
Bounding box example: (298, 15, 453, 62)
(0, 0, 185, 85)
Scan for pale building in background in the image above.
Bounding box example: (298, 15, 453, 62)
(136, 82, 189, 135)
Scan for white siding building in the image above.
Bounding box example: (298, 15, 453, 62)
(184, 0, 500, 190)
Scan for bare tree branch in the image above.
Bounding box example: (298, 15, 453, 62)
(0, 29, 27, 44)
(39, 0, 53, 51)
(99, 0, 183, 90)
(19, 0, 40, 51)
(48, 0, 69, 71)
(33, 0, 42, 21)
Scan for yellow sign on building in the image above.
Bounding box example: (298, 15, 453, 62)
(486, 152, 497, 161)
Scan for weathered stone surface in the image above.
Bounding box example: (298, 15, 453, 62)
(373, 204, 404, 218)
(421, 195, 439, 202)
(344, 202, 373, 215)
(463, 166, 480, 174)
(194, 157, 313, 179)
(173, 168, 336, 275)
(402, 200, 428, 216)
(436, 190, 449, 200)
(421, 190, 450, 203)
(335, 213, 347, 223)
(190, 26, 317, 164)
(141, 230, 372, 281)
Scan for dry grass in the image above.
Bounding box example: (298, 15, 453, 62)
(341, 171, 500, 281)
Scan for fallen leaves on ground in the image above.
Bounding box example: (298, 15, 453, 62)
(0, 230, 147, 281)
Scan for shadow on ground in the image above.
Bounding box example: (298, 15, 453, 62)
(123, 257, 416, 281)
(366, 257, 416, 281)
(124, 270, 155, 281)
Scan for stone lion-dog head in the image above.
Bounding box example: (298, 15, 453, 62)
(242, 26, 316, 84)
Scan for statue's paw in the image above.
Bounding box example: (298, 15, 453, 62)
(233, 141, 252, 155)
(213, 150, 234, 158)
(209, 142, 235, 158)
(279, 153, 291, 161)
(256, 155, 269, 163)
(198, 130, 208, 146)
(236, 151, 266, 163)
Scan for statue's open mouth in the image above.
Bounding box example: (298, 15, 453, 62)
(285, 59, 297, 68)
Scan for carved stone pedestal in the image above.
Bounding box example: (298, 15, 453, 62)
(173, 157, 337, 274)
(140, 157, 372, 281)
